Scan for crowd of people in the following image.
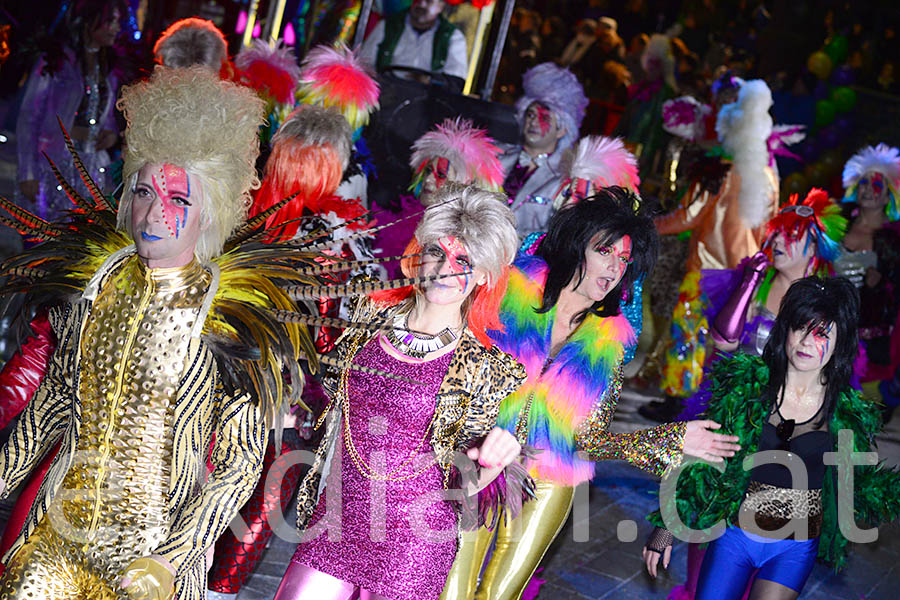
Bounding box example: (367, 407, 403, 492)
(0, 1, 898, 600)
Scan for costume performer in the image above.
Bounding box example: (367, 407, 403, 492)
(499, 63, 588, 238)
(381, 117, 505, 274)
(442, 188, 741, 600)
(669, 189, 846, 600)
(0, 66, 337, 600)
(295, 44, 380, 206)
(645, 80, 779, 421)
(644, 276, 900, 600)
(358, 0, 469, 88)
(553, 135, 641, 208)
(16, 0, 123, 221)
(835, 144, 900, 421)
(206, 104, 362, 599)
(274, 183, 531, 600)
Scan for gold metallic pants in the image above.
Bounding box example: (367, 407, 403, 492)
(441, 480, 574, 600)
(0, 520, 119, 600)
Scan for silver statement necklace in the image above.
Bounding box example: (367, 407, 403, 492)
(384, 311, 458, 359)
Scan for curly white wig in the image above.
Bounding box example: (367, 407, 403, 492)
(514, 63, 588, 154)
(117, 66, 266, 261)
(415, 182, 518, 285)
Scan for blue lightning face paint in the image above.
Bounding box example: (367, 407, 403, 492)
(151, 164, 192, 239)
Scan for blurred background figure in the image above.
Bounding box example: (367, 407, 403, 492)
(15, 0, 125, 221)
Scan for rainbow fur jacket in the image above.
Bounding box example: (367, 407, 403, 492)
(648, 354, 900, 569)
(492, 254, 686, 486)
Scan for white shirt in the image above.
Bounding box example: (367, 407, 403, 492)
(358, 16, 469, 80)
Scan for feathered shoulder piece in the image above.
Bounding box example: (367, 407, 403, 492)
(297, 43, 380, 131)
(0, 121, 131, 306)
(560, 136, 640, 193)
(763, 188, 846, 276)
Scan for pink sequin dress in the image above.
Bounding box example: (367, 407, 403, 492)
(293, 338, 458, 600)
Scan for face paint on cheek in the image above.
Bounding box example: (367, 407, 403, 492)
(439, 237, 470, 289)
(535, 105, 552, 136)
(151, 164, 191, 239)
(435, 157, 450, 188)
(812, 326, 832, 364)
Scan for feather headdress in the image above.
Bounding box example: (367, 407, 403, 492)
(716, 79, 775, 228)
(560, 135, 640, 194)
(515, 63, 587, 153)
(842, 143, 900, 221)
(296, 44, 380, 131)
(763, 188, 846, 277)
(235, 39, 302, 105)
(409, 118, 504, 194)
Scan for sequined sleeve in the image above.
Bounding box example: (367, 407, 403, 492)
(154, 385, 267, 577)
(574, 365, 686, 477)
(0, 304, 76, 499)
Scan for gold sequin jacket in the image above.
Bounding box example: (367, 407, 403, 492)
(294, 298, 527, 530)
(0, 251, 267, 600)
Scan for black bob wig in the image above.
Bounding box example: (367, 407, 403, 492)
(537, 186, 658, 324)
(762, 276, 860, 427)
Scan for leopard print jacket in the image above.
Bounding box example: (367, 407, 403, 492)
(294, 299, 526, 530)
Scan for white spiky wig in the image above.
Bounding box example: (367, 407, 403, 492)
(409, 118, 504, 193)
(515, 63, 588, 153)
(716, 79, 774, 228)
(415, 182, 518, 286)
(153, 18, 227, 71)
(560, 136, 641, 193)
(842, 144, 900, 221)
(641, 34, 677, 91)
(117, 66, 266, 262)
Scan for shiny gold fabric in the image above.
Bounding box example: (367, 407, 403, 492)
(655, 168, 779, 271)
(0, 250, 268, 600)
(441, 480, 575, 600)
(0, 258, 208, 599)
(0, 520, 118, 599)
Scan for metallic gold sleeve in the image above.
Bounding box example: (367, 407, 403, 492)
(654, 183, 713, 236)
(153, 385, 267, 578)
(574, 366, 686, 477)
(121, 556, 176, 600)
(0, 304, 77, 499)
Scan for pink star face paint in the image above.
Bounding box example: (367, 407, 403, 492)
(150, 164, 192, 239)
(131, 162, 204, 269)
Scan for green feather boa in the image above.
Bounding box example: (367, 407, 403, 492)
(648, 353, 900, 570)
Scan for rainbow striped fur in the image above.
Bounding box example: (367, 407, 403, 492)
(491, 254, 635, 486)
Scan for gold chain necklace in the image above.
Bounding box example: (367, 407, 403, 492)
(340, 335, 440, 482)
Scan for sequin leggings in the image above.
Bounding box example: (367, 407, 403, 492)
(274, 562, 391, 600)
(441, 479, 574, 600)
(207, 430, 304, 594)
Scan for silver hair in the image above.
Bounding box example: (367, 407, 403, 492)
(275, 105, 352, 171)
(414, 182, 518, 284)
(154, 18, 227, 70)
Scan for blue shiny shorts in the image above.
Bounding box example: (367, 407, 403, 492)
(696, 525, 819, 599)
